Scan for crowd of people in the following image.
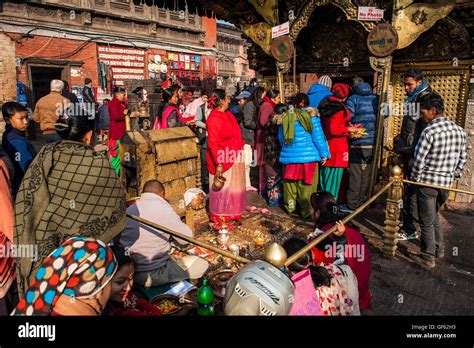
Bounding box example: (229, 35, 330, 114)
(0, 68, 467, 316)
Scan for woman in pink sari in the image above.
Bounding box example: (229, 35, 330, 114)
(153, 87, 195, 129)
(206, 89, 247, 223)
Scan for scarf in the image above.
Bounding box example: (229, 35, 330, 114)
(406, 79, 428, 104)
(315, 263, 354, 316)
(282, 108, 313, 144)
(13, 237, 117, 316)
(14, 140, 126, 296)
(263, 95, 276, 107)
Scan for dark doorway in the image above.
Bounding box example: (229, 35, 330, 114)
(30, 66, 63, 106)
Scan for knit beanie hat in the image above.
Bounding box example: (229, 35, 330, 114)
(318, 75, 333, 90)
(331, 83, 350, 100)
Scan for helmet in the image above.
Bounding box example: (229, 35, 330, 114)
(224, 260, 294, 316)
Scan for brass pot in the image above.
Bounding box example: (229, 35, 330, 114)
(212, 175, 226, 191)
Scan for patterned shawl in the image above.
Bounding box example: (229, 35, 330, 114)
(14, 140, 126, 296)
(13, 237, 117, 316)
(315, 263, 354, 316)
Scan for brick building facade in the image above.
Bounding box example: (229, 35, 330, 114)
(0, 0, 218, 129)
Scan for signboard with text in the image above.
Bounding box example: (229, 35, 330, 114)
(358, 6, 384, 21)
(272, 22, 290, 39)
(97, 45, 145, 85)
(367, 23, 398, 57)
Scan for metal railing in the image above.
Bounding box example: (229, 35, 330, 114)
(125, 165, 473, 269)
(402, 179, 474, 196)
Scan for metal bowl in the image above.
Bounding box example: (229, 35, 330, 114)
(150, 294, 191, 315)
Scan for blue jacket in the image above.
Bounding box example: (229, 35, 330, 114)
(2, 125, 37, 197)
(278, 113, 330, 164)
(346, 83, 379, 146)
(307, 83, 332, 109)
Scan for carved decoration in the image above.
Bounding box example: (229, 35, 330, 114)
(289, 0, 376, 41)
(392, 0, 455, 49)
(388, 65, 470, 151)
(289, 0, 329, 40)
(249, 0, 279, 26)
(383, 166, 403, 257)
(241, 22, 273, 55)
(395, 17, 470, 61)
(296, 7, 369, 68)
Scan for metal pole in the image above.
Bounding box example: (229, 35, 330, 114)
(276, 63, 285, 102)
(367, 56, 392, 197)
(293, 46, 296, 86)
(284, 180, 394, 267)
(402, 179, 474, 196)
(126, 213, 251, 264)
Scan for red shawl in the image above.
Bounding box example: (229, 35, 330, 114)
(206, 108, 245, 175)
(311, 223, 372, 310)
(108, 97, 126, 141)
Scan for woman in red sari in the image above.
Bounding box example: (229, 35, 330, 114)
(255, 89, 280, 195)
(108, 86, 127, 175)
(308, 191, 372, 311)
(206, 89, 247, 223)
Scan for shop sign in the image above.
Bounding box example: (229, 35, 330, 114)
(97, 45, 145, 85)
(358, 6, 384, 21)
(367, 23, 398, 57)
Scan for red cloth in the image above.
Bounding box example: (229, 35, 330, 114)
(108, 97, 126, 141)
(284, 162, 317, 185)
(206, 109, 245, 175)
(321, 97, 350, 168)
(311, 223, 372, 311)
(262, 96, 276, 107)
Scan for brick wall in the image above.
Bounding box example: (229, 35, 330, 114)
(15, 35, 99, 88)
(0, 33, 18, 133)
(202, 17, 217, 49)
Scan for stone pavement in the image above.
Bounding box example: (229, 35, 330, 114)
(248, 190, 474, 315)
(353, 199, 474, 315)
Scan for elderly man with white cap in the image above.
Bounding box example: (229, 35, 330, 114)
(33, 79, 70, 143)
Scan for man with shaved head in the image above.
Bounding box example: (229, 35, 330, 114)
(118, 180, 209, 287)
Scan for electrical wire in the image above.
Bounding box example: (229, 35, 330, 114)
(0, 20, 217, 56)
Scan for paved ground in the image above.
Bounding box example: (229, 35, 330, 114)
(14, 137, 474, 315)
(248, 189, 474, 315)
(352, 198, 474, 315)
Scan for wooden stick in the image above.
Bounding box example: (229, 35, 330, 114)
(126, 213, 251, 264)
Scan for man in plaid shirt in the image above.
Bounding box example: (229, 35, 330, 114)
(411, 93, 467, 268)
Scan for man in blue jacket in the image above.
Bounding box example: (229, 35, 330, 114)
(340, 81, 379, 213)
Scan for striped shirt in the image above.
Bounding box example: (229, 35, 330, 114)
(411, 117, 467, 188)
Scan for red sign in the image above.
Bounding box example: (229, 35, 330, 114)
(97, 45, 145, 85)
